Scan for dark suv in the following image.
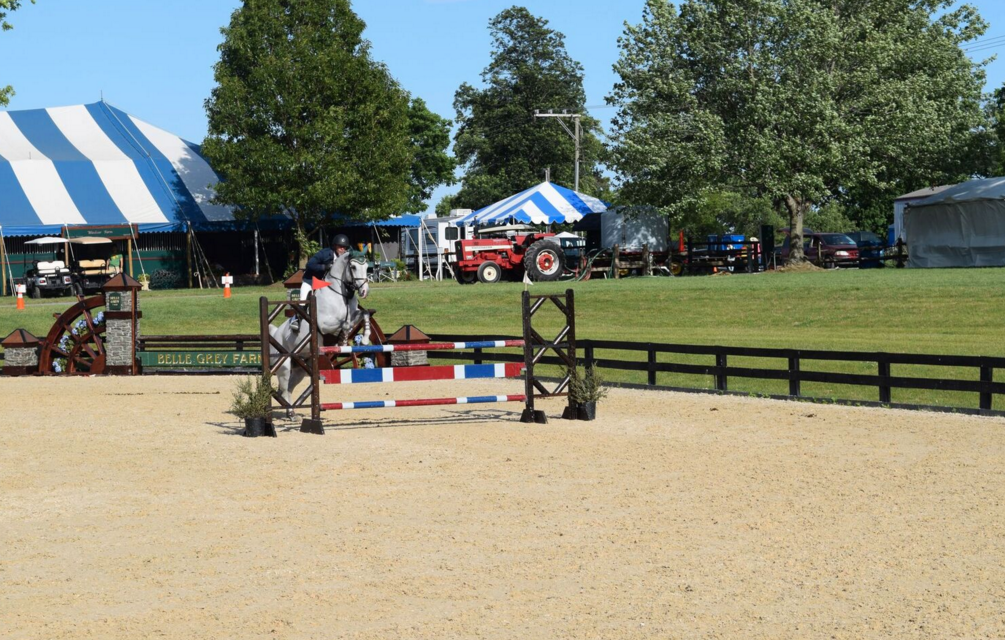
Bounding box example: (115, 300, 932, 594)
(845, 231, 886, 268)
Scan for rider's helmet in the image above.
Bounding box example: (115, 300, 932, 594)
(332, 234, 351, 251)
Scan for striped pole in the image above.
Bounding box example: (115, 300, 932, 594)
(321, 362, 524, 385)
(321, 394, 527, 411)
(319, 339, 524, 355)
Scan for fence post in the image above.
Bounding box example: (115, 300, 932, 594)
(980, 364, 993, 412)
(584, 343, 595, 369)
(878, 358, 892, 404)
(474, 347, 483, 365)
(259, 296, 270, 382)
(300, 296, 324, 435)
(715, 352, 728, 391)
(788, 354, 800, 397)
(648, 346, 656, 386)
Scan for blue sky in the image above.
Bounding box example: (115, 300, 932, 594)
(3, 0, 1005, 214)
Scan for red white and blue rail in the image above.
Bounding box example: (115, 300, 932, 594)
(321, 362, 525, 385)
(321, 394, 527, 411)
(319, 339, 524, 355)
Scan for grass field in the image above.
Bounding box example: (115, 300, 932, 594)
(3, 267, 1004, 409)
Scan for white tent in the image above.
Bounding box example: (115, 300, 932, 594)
(904, 177, 1005, 268)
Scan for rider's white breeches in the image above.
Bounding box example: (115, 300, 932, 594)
(299, 281, 312, 303)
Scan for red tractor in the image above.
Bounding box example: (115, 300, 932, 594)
(454, 228, 566, 284)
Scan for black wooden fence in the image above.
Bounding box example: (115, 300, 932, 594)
(426, 333, 1005, 417)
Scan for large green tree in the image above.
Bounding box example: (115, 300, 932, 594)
(447, 6, 605, 212)
(1, 0, 33, 108)
(608, 0, 989, 260)
(405, 97, 456, 214)
(203, 0, 412, 231)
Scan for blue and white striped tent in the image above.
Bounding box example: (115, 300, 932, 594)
(456, 181, 608, 226)
(0, 101, 234, 236)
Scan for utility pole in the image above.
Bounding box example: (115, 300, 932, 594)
(534, 110, 581, 192)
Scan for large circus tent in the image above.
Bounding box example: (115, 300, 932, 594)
(0, 101, 290, 291)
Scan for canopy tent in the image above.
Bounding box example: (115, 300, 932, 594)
(456, 181, 608, 226)
(904, 177, 1005, 268)
(0, 101, 235, 237)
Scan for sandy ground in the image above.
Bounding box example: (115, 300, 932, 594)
(1, 376, 1004, 639)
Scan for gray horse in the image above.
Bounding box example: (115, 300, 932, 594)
(269, 251, 371, 414)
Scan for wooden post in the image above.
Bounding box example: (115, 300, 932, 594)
(788, 354, 801, 396)
(127, 237, 134, 278)
(715, 352, 728, 391)
(642, 244, 650, 276)
(648, 346, 657, 386)
(613, 244, 620, 279)
(980, 364, 993, 412)
(878, 359, 892, 404)
(300, 295, 324, 434)
(521, 290, 535, 422)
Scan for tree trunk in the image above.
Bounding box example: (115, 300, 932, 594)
(784, 195, 807, 263)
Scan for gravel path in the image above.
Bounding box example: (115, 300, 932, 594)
(2, 376, 1003, 639)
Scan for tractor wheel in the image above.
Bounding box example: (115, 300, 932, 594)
(477, 261, 503, 284)
(670, 261, 684, 276)
(455, 269, 477, 285)
(524, 240, 565, 282)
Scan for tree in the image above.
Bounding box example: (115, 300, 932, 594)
(0, 0, 33, 108)
(203, 0, 412, 235)
(450, 6, 605, 211)
(608, 0, 989, 261)
(404, 97, 455, 214)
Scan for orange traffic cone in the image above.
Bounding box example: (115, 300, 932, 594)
(222, 273, 233, 299)
(16, 284, 25, 310)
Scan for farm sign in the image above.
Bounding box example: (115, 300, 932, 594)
(139, 351, 262, 368)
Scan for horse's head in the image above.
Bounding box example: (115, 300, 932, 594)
(327, 250, 369, 300)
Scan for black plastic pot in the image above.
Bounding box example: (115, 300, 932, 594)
(577, 402, 597, 421)
(243, 417, 275, 437)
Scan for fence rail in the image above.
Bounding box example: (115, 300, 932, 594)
(426, 334, 1004, 416)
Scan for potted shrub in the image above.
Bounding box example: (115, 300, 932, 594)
(566, 364, 608, 421)
(230, 375, 277, 437)
(137, 273, 151, 291)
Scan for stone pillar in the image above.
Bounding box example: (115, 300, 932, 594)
(388, 325, 430, 367)
(102, 273, 143, 375)
(1, 329, 40, 376)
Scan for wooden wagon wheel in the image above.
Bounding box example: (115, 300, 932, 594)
(318, 311, 389, 371)
(38, 294, 108, 375)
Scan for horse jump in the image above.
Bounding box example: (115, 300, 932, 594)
(260, 289, 578, 434)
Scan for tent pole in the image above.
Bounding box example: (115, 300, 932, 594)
(186, 227, 193, 288)
(0, 226, 10, 297)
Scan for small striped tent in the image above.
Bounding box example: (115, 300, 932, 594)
(0, 101, 233, 236)
(456, 181, 608, 226)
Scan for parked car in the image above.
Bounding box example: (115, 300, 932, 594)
(845, 231, 886, 268)
(779, 232, 859, 268)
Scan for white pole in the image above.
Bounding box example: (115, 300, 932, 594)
(418, 222, 424, 281)
(253, 228, 260, 277)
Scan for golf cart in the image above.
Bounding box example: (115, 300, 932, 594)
(69, 237, 120, 293)
(22, 237, 75, 298)
(20, 236, 119, 298)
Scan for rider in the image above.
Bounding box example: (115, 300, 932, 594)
(292, 234, 351, 330)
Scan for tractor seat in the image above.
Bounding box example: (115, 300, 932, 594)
(36, 260, 66, 275)
(77, 259, 111, 275)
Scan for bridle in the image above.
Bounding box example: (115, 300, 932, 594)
(323, 251, 368, 303)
